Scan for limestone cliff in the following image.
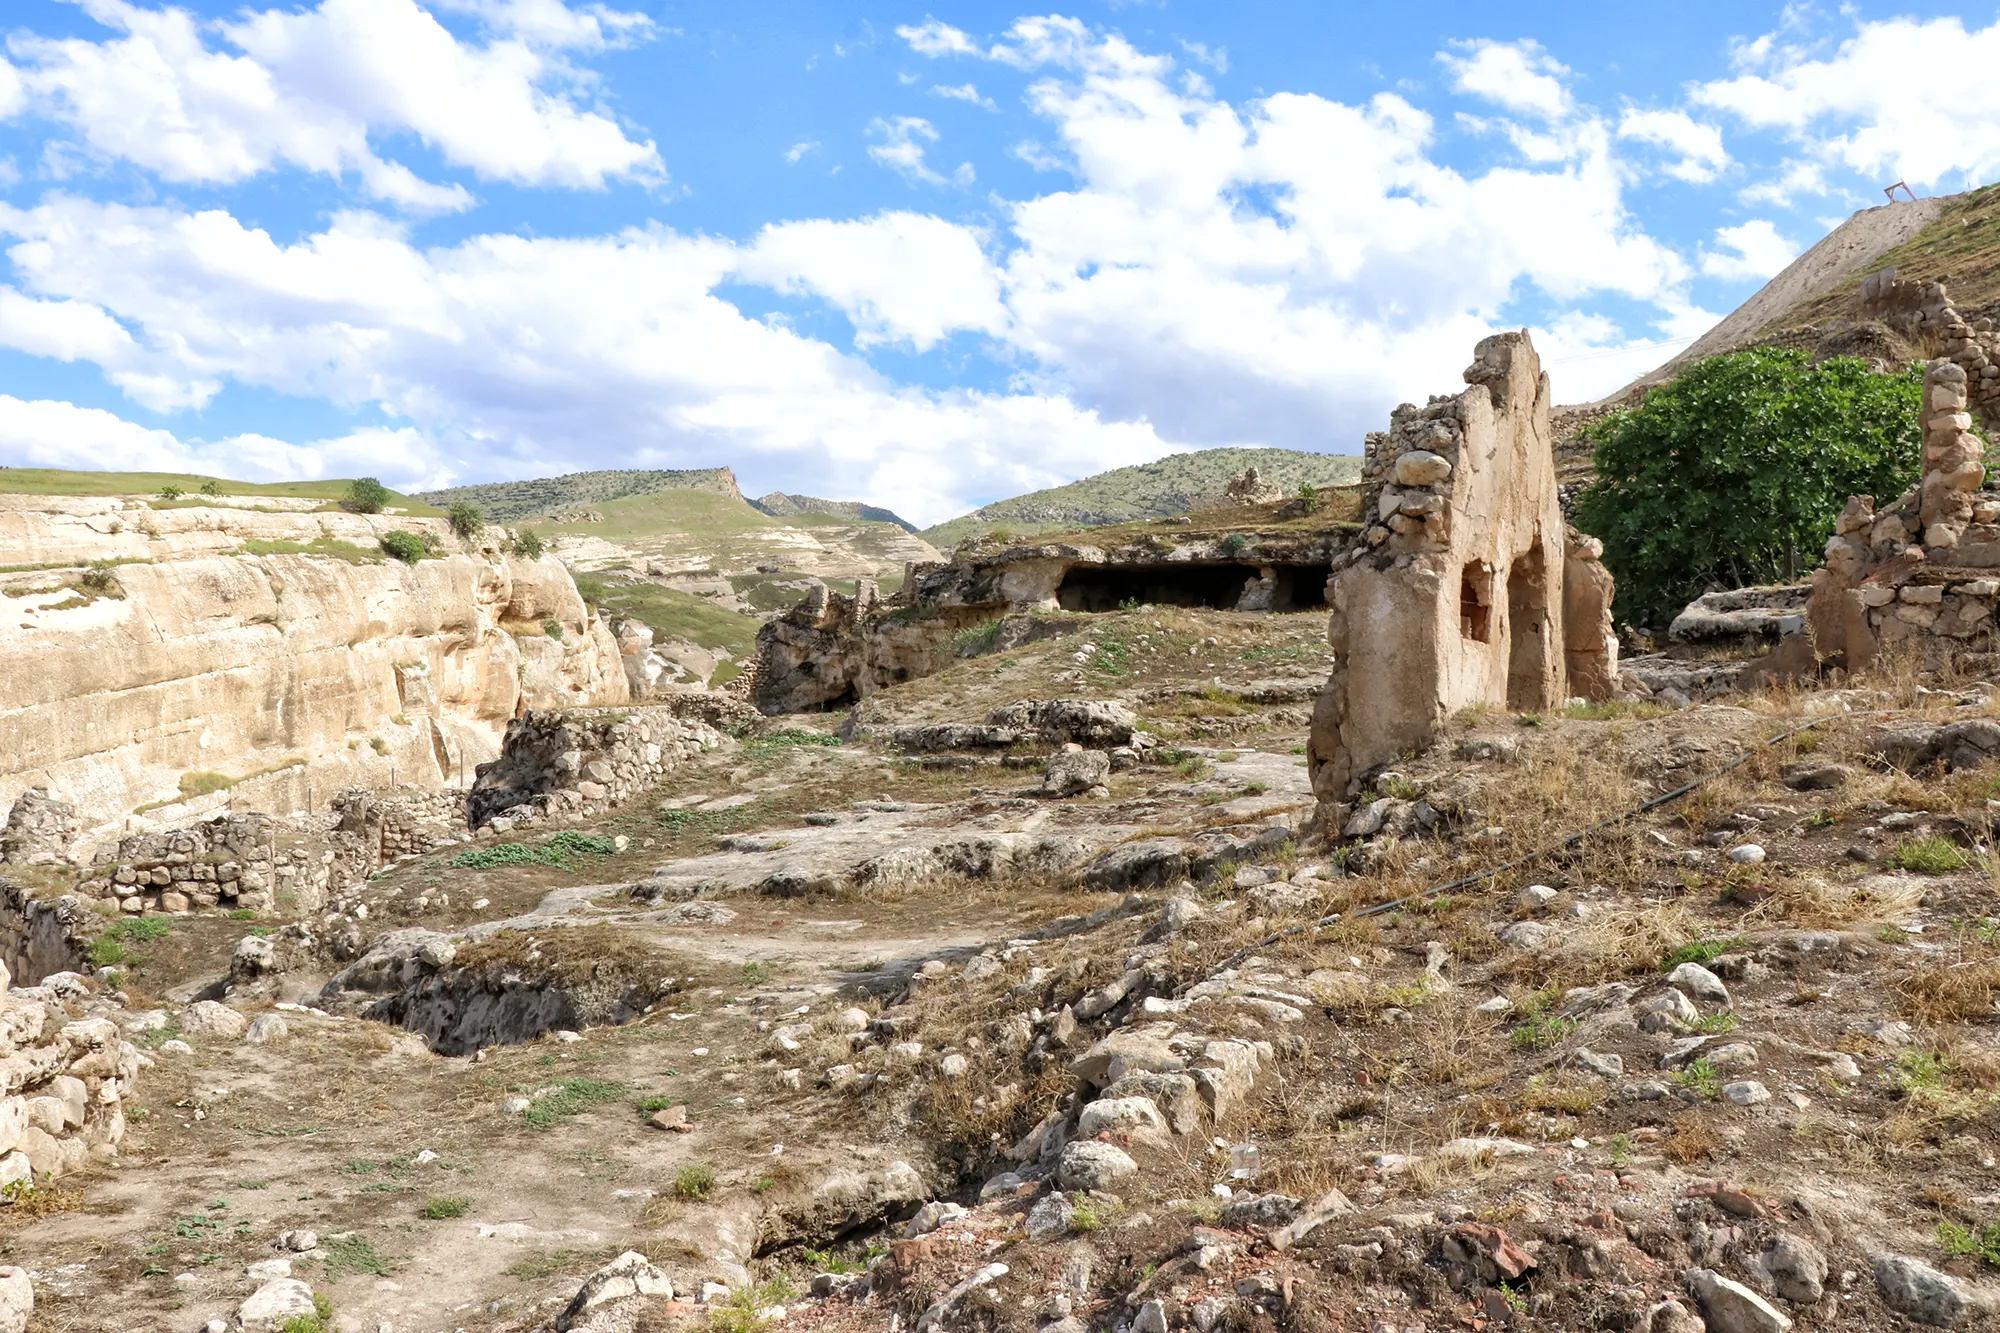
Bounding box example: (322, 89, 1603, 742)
(0, 495, 628, 852)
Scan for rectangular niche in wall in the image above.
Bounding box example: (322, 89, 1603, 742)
(1459, 561, 1493, 642)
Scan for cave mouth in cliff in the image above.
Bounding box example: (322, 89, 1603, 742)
(1054, 562, 1331, 613)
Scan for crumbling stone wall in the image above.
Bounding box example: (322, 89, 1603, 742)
(0, 790, 78, 867)
(73, 814, 370, 918)
(466, 705, 723, 830)
(1780, 281, 2000, 675)
(0, 970, 140, 1187)
(0, 881, 93, 984)
(1309, 332, 1615, 812)
(331, 787, 467, 864)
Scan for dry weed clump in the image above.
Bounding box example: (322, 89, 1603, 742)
(1771, 873, 1924, 930)
(1663, 1111, 1722, 1164)
(1901, 953, 2000, 1024)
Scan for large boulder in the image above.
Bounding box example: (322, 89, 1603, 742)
(1082, 839, 1190, 892)
(1041, 748, 1111, 798)
(1873, 1252, 1998, 1327)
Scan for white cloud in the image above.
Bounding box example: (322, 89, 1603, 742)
(739, 213, 1006, 351)
(0, 16, 1720, 523)
(1438, 39, 1573, 121)
(1617, 108, 1729, 183)
(1179, 40, 1226, 74)
(1699, 218, 1797, 281)
(783, 141, 819, 164)
(894, 18, 982, 59)
(1693, 14, 2000, 193)
(3, 0, 662, 209)
(0, 395, 451, 489)
(429, 0, 654, 51)
(931, 82, 997, 111)
(868, 115, 949, 185)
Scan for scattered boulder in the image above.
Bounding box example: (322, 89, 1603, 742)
(238, 1279, 319, 1333)
(0, 1269, 29, 1333)
(1041, 748, 1111, 798)
(1056, 1140, 1138, 1191)
(1872, 719, 2000, 773)
(1759, 1233, 1828, 1303)
(555, 1251, 673, 1332)
(1873, 1252, 1996, 1326)
(178, 1001, 248, 1043)
(1690, 1266, 1792, 1333)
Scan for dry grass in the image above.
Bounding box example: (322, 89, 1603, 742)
(1771, 873, 1924, 929)
(1663, 1111, 1722, 1164)
(1901, 955, 2000, 1024)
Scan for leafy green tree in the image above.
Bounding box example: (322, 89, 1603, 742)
(378, 530, 427, 564)
(508, 528, 545, 560)
(446, 501, 484, 540)
(344, 476, 391, 514)
(156, 484, 183, 500)
(1574, 348, 1924, 627)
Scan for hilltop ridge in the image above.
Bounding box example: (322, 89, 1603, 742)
(416, 466, 743, 521)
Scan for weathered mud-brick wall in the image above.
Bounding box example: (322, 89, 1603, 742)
(1309, 331, 1615, 813)
(1784, 281, 2000, 676)
(0, 972, 140, 1187)
(74, 814, 368, 918)
(467, 706, 724, 829)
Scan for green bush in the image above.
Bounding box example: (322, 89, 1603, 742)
(509, 528, 545, 560)
(344, 477, 391, 514)
(674, 1163, 718, 1200)
(379, 531, 427, 565)
(156, 484, 183, 500)
(1573, 349, 1923, 626)
(1892, 836, 1969, 874)
(420, 1196, 470, 1219)
(446, 502, 484, 540)
(200, 479, 222, 496)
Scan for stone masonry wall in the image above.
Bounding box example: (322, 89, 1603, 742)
(73, 814, 371, 919)
(466, 706, 724, 830)
(0, 881, 93, 985)
(0, 969, 140, 1187)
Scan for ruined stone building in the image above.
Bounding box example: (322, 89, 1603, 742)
(1762, 277, 2000, 677)
(1306, 332, 1616, 811)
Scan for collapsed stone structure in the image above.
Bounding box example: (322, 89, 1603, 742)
(1768, 278, 2000, 674)
(1307, 332, 1617, 809)
(466, 704, 725, 829)
(0, 967, 140, 1187)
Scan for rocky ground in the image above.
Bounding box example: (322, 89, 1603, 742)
(11, 609, 2000, 1333)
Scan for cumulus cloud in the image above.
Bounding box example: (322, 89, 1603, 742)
(1617, 108, 1729, 184)
(1438, 39, 1573, 121)
(1700, 219, 1798, 281)
(0, 14, 1721, 521)
(1694, 13, 2000, 196)
(867, 115, 972, 186)
(2, 0, 662, 209)
(931, 82, 997, 110)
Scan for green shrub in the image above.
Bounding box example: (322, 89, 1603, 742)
(179, 770, 236, 798)
(1661, 935, 1746, 969)
(77, 560, 124, 597)
(1220, 533, 1251, 556)
(542, 619, 564, 640)
(319, 1234, 391, 1278)
(674, 1163, 718, 1201)
(344, 477, 391, 514)
(520, 1078, 627, 1129)
(279, 1294, 336, 1333)
(508, 529, 545, 560)
(156, 484, 183, 500)
(419, 1196, 470, 1219)
(449, 830, 617, 872)
(378, 531, 427, 565)
(200, 479, 222, 496)
(1574, 349, 1923, 626)
(446, 502, 484, 540)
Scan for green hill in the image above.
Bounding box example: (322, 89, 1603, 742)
(416, 467, 742, 521)
(751, 492, 917, 533)
(0, 468, 441, 514)
(920, 447, 1364, 549)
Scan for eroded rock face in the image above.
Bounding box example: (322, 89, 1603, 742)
(1309, 332, 1614, 812)
(0, 501, 630, 847)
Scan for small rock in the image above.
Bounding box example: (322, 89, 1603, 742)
(834, 1007, 870, 1033)
(0, 1268, 29, 1333)
(503, 1098, 532, 1115)
(1727, 844, 1766, 865)
(246, 1259, 292, 1282)
(646, 1104, 691, 1133)
(245, 1014, 290, 1046)
(1026, 1192, 1074, 1240)
(1670, 962, 1732, 1007)
(1645, 1298, 1705, 1333)
(180, 1001, 249, 1043)
(238, 1279, 320, 1333)
(938, 1052, 969, 1078)
(1722, 1081, 1772, 1106)
(904, 1201, 970, 1239)
(279, 1229, 318, 1252)
(1761, 1233, 1829, 1303)
(1056, 1140, 1138, 1192)
(556, 1251, 673, 1332)
(1690, 1266, 1792, 1333)
(1476, 994, 1514, 1014)
(1575, 1049, 1625, 1078)
(1133, 1300, 1169, 1333)
(1517, 884, 1558, 911)
(1783, 762, 1850, 791)
(1497, 920, 1553, 950)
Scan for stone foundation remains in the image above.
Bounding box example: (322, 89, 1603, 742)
(1308, 331, 1616, 812)
(467, 705, 724, 830)
(73, 813, 368, 918)
(0, 880, 94, 984)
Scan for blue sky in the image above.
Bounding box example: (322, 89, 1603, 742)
(0, 0, 1996, 523)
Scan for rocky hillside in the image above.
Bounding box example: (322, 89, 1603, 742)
(751, 491, 919, 533)
(0, 467, 441, 512)
(0, 491, 627, 849)
(15, 603, 2000, 1333)
(416, 466, 744, 521)
(922, 447, 1365, 549)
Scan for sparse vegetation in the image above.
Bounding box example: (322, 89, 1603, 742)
(344, 476, 391, 515)
(673, 1163, 718, 1201)
(449, 830, 619, 872)
(446, 502, 484, 540)
(519, 1079, 628, 1130)
(507, 528, 545, 560)
(420, 1196, 470, 1219)
(378, 530, 429, 565)
(1893, 836, 1970, 874)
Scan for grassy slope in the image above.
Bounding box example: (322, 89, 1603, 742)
(525, 489, 782, 547)
(921, 447, 1364, 549)
(0, 469, 443, 514)
(572, 575, 760, 657)
(415, 468, 740, 521)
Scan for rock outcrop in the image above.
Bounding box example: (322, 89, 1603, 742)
(0, 497, 629, 849)
(466, 705, 723, 829)
(0, 970, 140, 1186)
(1309, 331, 1614, 811)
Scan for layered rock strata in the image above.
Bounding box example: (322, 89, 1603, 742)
(0, 497, 629, 850)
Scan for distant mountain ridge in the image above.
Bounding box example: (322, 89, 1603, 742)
(920, 447, 1364, 548)
(750, 492, 918, 533)
(416, 467, 743, 521)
